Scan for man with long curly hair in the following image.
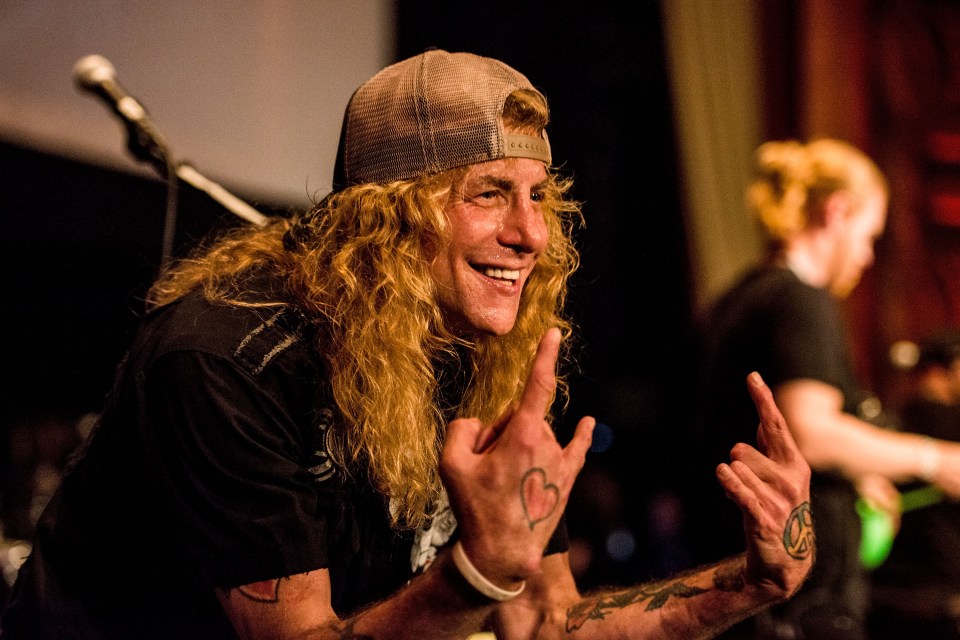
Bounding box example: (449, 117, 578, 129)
(1, 50, 812, 639)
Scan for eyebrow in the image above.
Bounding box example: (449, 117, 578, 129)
(467, 173, 550, 192)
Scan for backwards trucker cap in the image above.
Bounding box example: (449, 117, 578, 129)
(331, 49, 552, 190)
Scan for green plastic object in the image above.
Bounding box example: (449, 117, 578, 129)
(855, 498, 896, 569)
(856, 485, 945, 569)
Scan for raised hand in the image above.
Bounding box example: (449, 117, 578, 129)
(717, 372, 814, 600)
(440, 328, 595, 588)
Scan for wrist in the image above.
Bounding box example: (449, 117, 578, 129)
(450, 541, 526, 602)
(918, 437, 941, 483)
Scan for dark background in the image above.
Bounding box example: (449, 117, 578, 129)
(1, 3, 697, 589)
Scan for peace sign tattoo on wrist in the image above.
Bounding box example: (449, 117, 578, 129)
(783, 501, 814, 559)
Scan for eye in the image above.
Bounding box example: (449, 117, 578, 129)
(464, 189, 504, 206)
(530, 190, 544, 203)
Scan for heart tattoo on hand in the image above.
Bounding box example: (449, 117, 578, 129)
(521, 468, 560, 531)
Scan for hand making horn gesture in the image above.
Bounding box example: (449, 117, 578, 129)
(718, 372, 815, 600)
(440, 327, 595, 592)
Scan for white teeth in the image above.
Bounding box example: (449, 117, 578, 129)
(483, 267, 520, 282)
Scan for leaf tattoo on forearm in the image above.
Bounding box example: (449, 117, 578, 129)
(713, 563, 745, 592)
(566, 581, 710, 631)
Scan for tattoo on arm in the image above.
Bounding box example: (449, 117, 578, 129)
(783, 502, 814, 559)
(565, 581, 709, 632)
(229, 575, 377, 639)
(235, 578, 284, 603)
(563, 503, 813, 633)
(520, 467, 560, 530)
(713, 564, 745, 592)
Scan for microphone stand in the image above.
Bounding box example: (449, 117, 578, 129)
(122, 116, 269, 268)
(174, 164, 268, 227)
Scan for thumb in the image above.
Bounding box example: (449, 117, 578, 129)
(563, 416, 596, 470)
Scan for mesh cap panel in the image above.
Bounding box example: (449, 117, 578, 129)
(335, 49, 551, 188)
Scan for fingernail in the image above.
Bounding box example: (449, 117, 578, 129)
(749, 371, 763, 386)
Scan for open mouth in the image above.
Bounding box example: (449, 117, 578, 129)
(478, 265, 520, 285)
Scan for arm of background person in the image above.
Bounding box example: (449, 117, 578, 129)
(776, 378, 960, 497)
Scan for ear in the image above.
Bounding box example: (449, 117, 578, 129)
(821, 191, 853, 230)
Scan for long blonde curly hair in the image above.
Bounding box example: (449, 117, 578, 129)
(145, 90, 583, 529)
(746, 138, 888, 246)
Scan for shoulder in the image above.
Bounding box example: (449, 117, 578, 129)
(709, 266, 806, 326)
(739, 266, 834, 318)
(750, 266, 823, 302)
(136, 289, 320, 380)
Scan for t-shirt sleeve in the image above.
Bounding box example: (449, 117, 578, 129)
(143, 349, 330, 588)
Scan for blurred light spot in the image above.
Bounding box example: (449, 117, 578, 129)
(889, 340, 919, 370)
(858, 396, 883, 422)
(605, 527, 636, 562)
(648, 490, 684, 538)
(590, 422, 614, 453)
(567, 538, 594, 578)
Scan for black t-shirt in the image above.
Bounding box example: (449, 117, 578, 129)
(689, 265, 866, 628)
(1, 289, 568, 639)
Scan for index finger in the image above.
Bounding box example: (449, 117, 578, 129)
(516, 327, 561, 421)
(746, 371, 800, 462)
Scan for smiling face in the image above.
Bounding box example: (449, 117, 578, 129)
(431, 157, 549, 336)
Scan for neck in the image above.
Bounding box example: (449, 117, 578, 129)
(782, 249, 819, 285)
(777, 237, 832, 288)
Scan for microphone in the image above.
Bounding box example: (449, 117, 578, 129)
(71, 54, 269, 230)
(72, 54, 170, 167)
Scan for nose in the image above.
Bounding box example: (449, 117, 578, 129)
(499, 194, 548, 255)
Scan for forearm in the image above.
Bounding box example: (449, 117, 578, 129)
(559, 555, 785, 639)
(798, 410, 938, 482)
(332, 553, 498, 639)
(777, 380, 939, 482)
(220, 553, 499, 640)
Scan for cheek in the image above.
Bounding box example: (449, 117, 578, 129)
(429, 244, 455, 287)
(421, 234, 439, 261)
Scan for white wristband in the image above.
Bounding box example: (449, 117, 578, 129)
(450, 541, 526, 602)
(919, 437, 941, 483)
